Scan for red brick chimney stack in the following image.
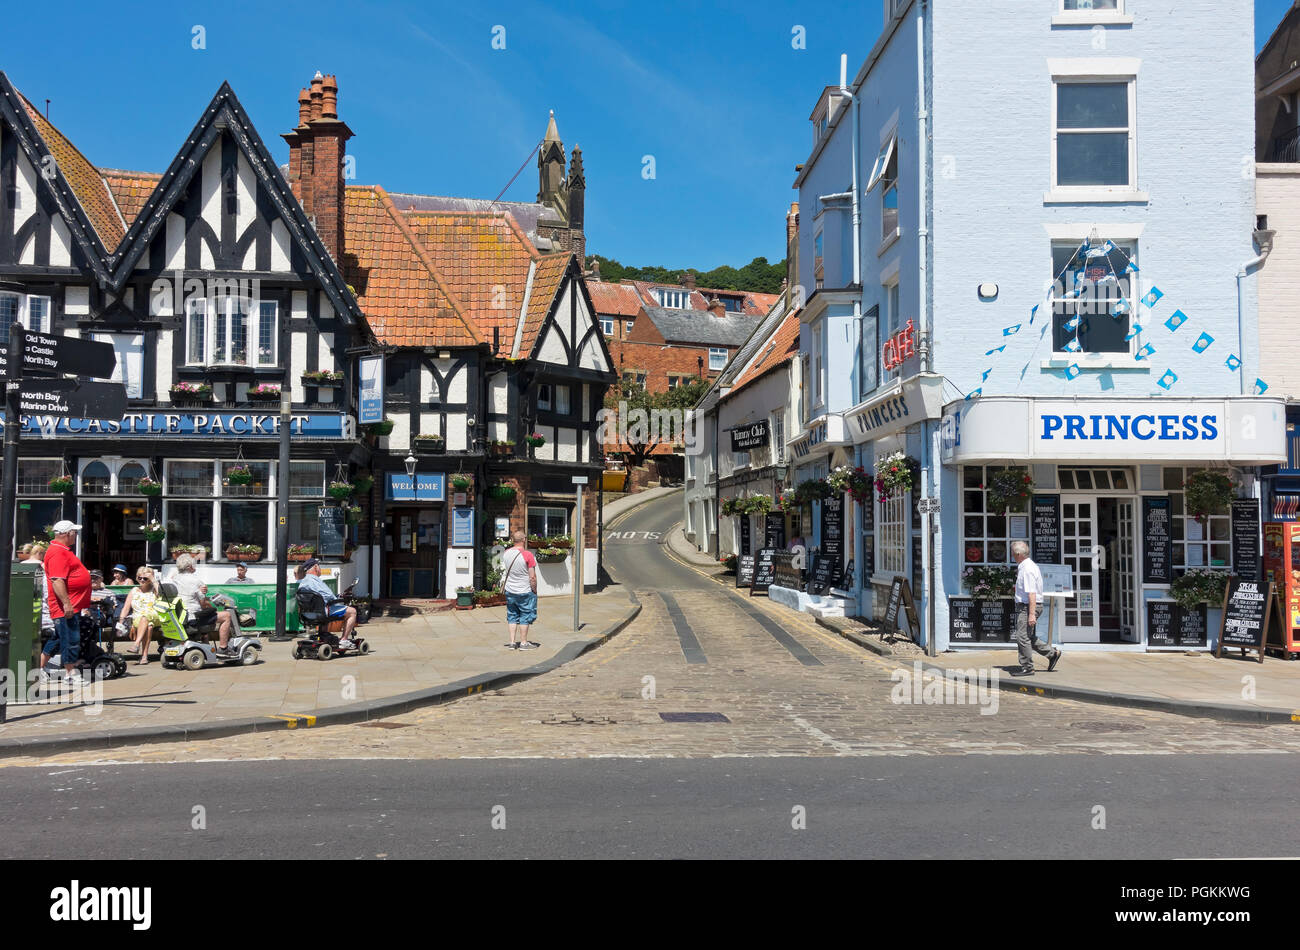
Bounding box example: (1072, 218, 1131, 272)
(283, 71, 353, 263)
(681, 272, 697, 291)
(707, 297, 725, 318)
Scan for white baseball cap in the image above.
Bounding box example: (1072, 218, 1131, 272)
(51, 520, 83, 534)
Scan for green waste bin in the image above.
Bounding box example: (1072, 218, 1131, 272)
(6, 569, 36, 682)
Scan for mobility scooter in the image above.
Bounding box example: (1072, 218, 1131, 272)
(157, 584, 263, 671)
(292, 584, 370, 660)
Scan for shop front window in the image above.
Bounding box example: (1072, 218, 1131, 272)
(222, 501, 270, 554)
(167, 461, 215, 496)
(165, 501, 215, 555)
(289, 461, 326, 497)
(222, 460, 272, 496)
(1163, 467, 1232, 570)
(17, 459, 60, 495)
(81, 461, 111, 496)
(961, 465, 1024, 567)
(289, 502, 320, 548)
(118, 463, 147, 494)
(527, 506, 569, 538)
(877, 494, 907, 575)
(17, 499, 62, 549)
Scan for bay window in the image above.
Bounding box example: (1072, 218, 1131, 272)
(0, 292, 52, 339)
(185, 297, 279, 367)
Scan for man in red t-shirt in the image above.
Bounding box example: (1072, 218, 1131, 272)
(44, 520, 91, 683)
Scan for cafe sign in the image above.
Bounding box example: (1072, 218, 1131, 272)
(882, 319, 915, 373)
(730, 420, 769, 452)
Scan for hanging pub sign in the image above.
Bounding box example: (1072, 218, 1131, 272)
(1031, 494, 1061, 565)
(730, 420, 769, 452)
(1142, 496, 1173, 584)
(358, 354, 385, 425)
(881, 319, 916, 373)
(1230, 498, 1261, 582)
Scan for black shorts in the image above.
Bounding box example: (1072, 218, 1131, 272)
(192, 606, 218, 626)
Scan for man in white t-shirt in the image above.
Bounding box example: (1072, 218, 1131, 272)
(501, 530, 538, 650)
(1011, 541, 1061, 676)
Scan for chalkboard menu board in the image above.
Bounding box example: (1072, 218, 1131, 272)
(317, 505, 346, 558)
(1178, 602, 1207, 647)
(1142, 496, 1173, 584)
(1031, 495, 1061, 564)
(739, 515, 752, 556)
(1217, 577, 1273, 662)
(949, 597, 978, 642)
(737, 554, 755, 588)
(1147, 599, 1176, 647)
(978, 599, 1012, 643)
(773, 553, 803, 591)
(820, 495, 844, 560)
(1231, 499, 1261, 582)
(810, 554, 837, 594)
(883, 576, 921, 639)
(764, 514, 786, 550)
(751, 548, 777, 595)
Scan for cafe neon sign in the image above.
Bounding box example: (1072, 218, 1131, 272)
(882, 319, 915, 373)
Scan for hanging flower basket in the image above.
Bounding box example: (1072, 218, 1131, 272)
(535, 547, 568, 563)
(287, 543, 316, 562)
(987, 469, 1034, 513)
(367, 419, 395, 437)
(351, 474, 374, 495)
(777, 490, 798, 512)
(1170, 569, 1230, 610)
(1183, 470, 1233, 524)
(225, 544, 264, 562)
(793, 479, 833, 505)
(486, 483, 517, 504)
(721, 497, 742, 517)
(227, 466, 254, 486)
(450, 474, 473, 492)
(828, 465, 874, 504)
(137, 476, 162, 496)
(328, 480, 355, 500)
(345, 506, 363, 526)
(247, 384, 282, 402)
(48, 475, 75, 494)
(142, 520, 167, 542)
(525, 433, 546, 448)
(742, 496, 773, 517)
(874, 452, 919, 502)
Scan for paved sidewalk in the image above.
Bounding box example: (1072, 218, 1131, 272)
(0, 590, 639, 755)
(666, 525, 1300, 724)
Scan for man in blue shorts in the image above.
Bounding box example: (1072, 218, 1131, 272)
(501, 530, 539, 650)
(298, 559, 358, 648)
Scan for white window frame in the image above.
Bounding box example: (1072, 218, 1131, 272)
(877, 492, 907, 577)
(185, 298, 208, 366)
(600, 316, 614, 336)
(867, 133, 896, 192)
(1054, 0, 1132, 27)
(256, 300, 278, 366)
(709, 347, 727, 371)
(1040, 226, 1148, 370)
(527, 505, 569, 537)
(625, 320, 634, 334)
(0, 292, 52, 337)
(1047, 63, 1144, 203)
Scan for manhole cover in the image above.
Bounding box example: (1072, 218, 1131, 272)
(360, 721, 410, 730)
(541, 713, 617, 726)
(1069, 721, 1146, 733)
(659, 712, 731, 723)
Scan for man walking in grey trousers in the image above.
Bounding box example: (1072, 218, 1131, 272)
(1011, 540, 1061, 676)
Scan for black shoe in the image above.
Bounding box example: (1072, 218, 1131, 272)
(1048, 650, 1062, 672)
(1011, 666, 1035, 677)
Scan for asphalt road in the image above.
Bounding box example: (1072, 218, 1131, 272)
(2, 755, 1295, 859)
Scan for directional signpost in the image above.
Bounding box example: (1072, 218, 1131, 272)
(0, 321, 124, 722)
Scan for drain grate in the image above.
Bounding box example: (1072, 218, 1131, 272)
(659, 712, 731, 723)
(360, 721, 411, 730)
(1069, 720, 1146, 733)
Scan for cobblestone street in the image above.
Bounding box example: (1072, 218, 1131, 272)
(8, 493, 1299, 767)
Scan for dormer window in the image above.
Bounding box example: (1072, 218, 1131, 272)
(654, 288, 688, 309)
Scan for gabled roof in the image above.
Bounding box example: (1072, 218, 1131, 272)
(107, 81, 362, 326)
(640, 305, 760, 347)
(623, 278, 779, 316)
(342, 185, 483, 347)
(0, 73, 115, 282)
(587, 280, 643, 317)
(387, 193, 565, 248)
(402, 211, 538, 342)
(19, 95, 126, 253)
(100, 169, 162, 224)
(730, 307, 800, 394)
(518, 253, 571, 357)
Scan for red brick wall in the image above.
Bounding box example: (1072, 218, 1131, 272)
(606, 339, 725, 394)
(484, 473, 598, 548)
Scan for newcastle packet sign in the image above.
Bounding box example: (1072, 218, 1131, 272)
(18, 412, 354, 439)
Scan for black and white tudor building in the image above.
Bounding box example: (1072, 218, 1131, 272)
(0, 69, 614, 601)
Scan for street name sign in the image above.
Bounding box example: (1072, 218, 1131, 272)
(18, 380, 128, 419)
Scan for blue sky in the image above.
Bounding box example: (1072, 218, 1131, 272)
(0, 1, 1292, 271)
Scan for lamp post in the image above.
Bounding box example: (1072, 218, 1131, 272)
(404, 453, 417, 479)
(271, 385, 292, 641)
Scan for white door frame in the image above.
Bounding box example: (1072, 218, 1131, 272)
(1060, 493, 1100, 643)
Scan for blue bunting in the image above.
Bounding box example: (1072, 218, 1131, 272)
(1253, 379, 1269, 395)
(1165, 310, 1187, 332)
(1157, 369, 1178, 390)
(1135, 343, 1156, 361)
(1064, 363, 1082, 381)
(1002, 324, 1021, 337)
(1225, 354, 1242, 371)
(1192, 332, 1214, 354)
(1140, 288, 1164, 309)
(1124, 323, 1143, 342)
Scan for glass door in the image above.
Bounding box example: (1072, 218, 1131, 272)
(1060, 495, 1099, 642)
(1116, 499, 1139, 643)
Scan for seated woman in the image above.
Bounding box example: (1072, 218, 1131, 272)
(167, 554, 236, 655)
(120, 567, 161, 665)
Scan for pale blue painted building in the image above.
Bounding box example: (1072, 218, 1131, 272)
(787, 0, 1285, 653)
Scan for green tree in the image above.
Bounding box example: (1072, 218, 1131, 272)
(603, 377, 710, 468)
(587, 255, 785, 295)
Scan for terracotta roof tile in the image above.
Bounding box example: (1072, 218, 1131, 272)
(100, 169, 163, 226)
(518, 253, 570, 356)
(586, 281, 643, 317)
(341, 185, 482, 347)
(20, 94, 126, 251)
(730, 309, 800, 394)
(401, 210, 537, 342)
